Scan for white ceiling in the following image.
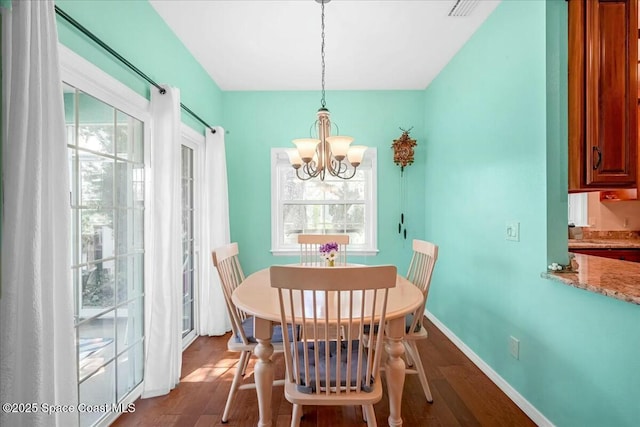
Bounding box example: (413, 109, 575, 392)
(149, 0, 501, 91)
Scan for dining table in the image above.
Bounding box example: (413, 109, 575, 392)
(231, 265, 424, 427)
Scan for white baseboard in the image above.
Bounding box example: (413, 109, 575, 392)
(425, 310, 554, 427)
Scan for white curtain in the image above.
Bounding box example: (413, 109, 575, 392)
(0, 1, 78, 427)
(142, 85, 183, 398)
(197, 127, 232, 336)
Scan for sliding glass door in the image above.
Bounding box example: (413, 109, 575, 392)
(181, 145, 195, 341)
(65, 83, 145, 427)
(180, 126, 203, 346)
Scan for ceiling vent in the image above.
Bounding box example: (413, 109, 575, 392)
(448, 0, 479, 17)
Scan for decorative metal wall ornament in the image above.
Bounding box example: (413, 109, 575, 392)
(391, 127, 417, 240)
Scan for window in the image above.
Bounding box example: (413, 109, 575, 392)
(62, 45, 149, 427)
(180, 124, 203, 347)
(568, 192, 588, 226)
(181, 145, 195, 339)
(66, 84, 145, 427)
(271, 148, 378, 255)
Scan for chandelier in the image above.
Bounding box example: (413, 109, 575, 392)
(286, 0, 367, 181)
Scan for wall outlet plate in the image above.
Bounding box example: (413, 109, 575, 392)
(506, 221, 520, 241)
(509, 336, 520, 359)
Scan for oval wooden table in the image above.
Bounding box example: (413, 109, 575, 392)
(232, 266, 423, 427)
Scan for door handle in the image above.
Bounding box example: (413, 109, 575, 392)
(592, 146, 602, 170)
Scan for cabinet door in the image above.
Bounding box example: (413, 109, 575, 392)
(569, 0, 638, 189)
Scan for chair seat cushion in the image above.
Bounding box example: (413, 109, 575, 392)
(236, 316, 294, 344)
(293, 340, 374, 394)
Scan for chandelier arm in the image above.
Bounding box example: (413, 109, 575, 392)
(333, 165, 359, 180)
(326, 158, 339, 176)
(327, 157, 347, 176)
(303, 160, 320, 178)
(296, 167, 316, 181)
(327, 158, 354, 179)
(343, 167, 359, 180)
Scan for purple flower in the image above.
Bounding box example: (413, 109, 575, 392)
(319, 242, 339, 257)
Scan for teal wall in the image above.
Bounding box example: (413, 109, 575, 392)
(423, 1, 640, 426)
(222, 90, 425, 274)
(546, 0, 570, 264)
(55, 0, 222, 133)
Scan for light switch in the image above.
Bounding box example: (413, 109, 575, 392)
(506, 221, 520, 242)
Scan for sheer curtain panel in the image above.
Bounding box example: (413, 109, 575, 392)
(197, 127, 231, 336)
(142, 85, 183, 398)
(0, 1, 78, 426)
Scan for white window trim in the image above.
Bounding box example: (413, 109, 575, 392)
(59, 45, 150, 121)
(270, 147, 378, 256)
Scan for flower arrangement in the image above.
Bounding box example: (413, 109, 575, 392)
(319, 242, 339, 267)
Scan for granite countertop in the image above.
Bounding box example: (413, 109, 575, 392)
(567, 230, 640, 249)
(568, 239, 640, 249)
(542, 253, 640, 305)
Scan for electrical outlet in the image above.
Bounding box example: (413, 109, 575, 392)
(505, 221, 520, 241)
(509, 336, 520, 360)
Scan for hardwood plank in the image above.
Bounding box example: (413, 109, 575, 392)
(112, 319, 534, 427)
(398, 376, 450, 426)
(430, 377, 481, 427)
(193, 414, 217, 427)
(147, 414, 181, 427)
(440, 365, 535, 427)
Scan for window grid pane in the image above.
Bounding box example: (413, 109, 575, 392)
(67, 84, 145, 427)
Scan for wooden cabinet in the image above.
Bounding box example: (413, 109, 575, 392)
(568, 0, 638, 190)
(571, 247, 640, 262)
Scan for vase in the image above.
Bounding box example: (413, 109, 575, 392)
(327, 259, 335, 267)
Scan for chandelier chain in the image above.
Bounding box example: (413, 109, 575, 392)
(320, 0, 326, 109)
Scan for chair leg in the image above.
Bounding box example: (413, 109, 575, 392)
(407, 341, 433, 403)
(291, 404, 303, 427)
(240, 350, 251, 376)
(364, 404, 377, 427)
(222, 351, 249, 422)
(403, 341, 415, 367)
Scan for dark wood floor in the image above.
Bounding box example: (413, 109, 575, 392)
(112, 319, 535, 426)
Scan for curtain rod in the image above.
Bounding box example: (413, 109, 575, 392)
(54, 5, 216, 134)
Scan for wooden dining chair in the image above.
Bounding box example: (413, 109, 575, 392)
(297, 234, 349, 266)
(212, 243, 286, 423)
(401, 239, 439, 403)
(270, 265, 397, 427)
